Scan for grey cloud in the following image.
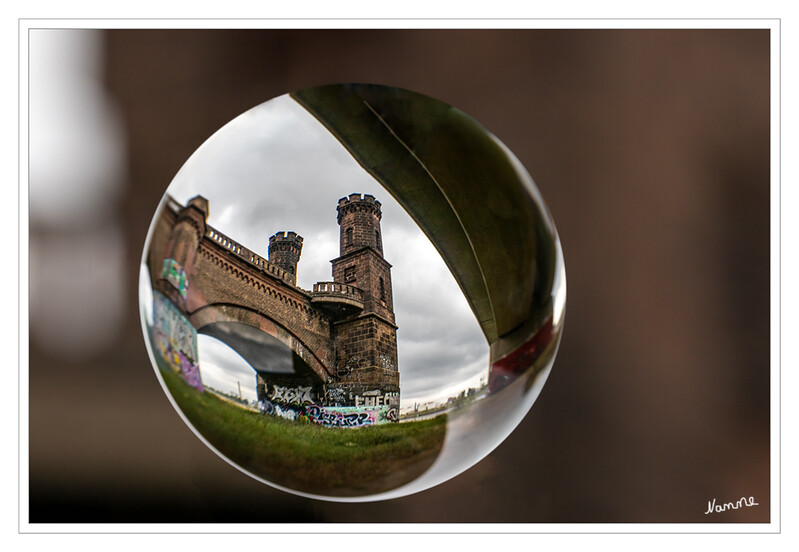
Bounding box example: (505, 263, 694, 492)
(157, 94, 489, 405)
(197, 335, 260, 401)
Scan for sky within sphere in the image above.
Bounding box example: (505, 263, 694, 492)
(147, 94, 490, 408)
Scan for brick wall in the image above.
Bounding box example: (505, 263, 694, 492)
(191, 242, 336, 377)
(331, 250, 395, 321)
(332, 315, 398, 384)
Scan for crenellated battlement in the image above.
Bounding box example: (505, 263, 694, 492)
(269, 231, 304, 246)
(206, 227, 296, 285)
(337, 192, 380, 206)
(337, 193, 382, 223)
(268, 230, 303, 279)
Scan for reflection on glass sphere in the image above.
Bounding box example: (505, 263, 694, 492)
(139, 84, 566, 501)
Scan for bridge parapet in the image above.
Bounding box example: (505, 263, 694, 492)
(311, 282, 365, 318)
(313, 281, 364, 300)
(205, 227, 296, 286)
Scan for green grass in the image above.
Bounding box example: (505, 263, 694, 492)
(160, 368, 447, 497)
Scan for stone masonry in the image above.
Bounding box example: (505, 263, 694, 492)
(330, 194, 398, 385)
(148, 193, 400, 422)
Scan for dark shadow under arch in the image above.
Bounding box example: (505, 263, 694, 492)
(189, 303, 333, 382)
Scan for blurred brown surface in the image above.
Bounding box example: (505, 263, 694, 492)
(28, 29, 771, 523)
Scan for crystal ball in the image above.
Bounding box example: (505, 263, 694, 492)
(139, 84, 566, 501)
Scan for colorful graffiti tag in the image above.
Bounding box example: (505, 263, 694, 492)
(306, 405, 397, 428)
(161, 258, 189, 299)
(179, 352, 203, 391)
(307, 405, 375, 428)
(257, 394, 398, 426)
(259, 400, 306, 421)
(152, 290, 203, 391)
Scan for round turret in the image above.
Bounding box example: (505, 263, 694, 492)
(268, 231, 303, 277)
(337, 193, 383, 255)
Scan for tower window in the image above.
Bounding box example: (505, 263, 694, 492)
(379, 277, 386, 301)
(345, 228, 353, 246)
(344, 266, 356, 283)
(375, 230, 381, 250)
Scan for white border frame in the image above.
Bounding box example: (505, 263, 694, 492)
(15, 18, 782, 538)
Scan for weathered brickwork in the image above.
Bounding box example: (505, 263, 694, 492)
(331, 250, 395, 319)
(333, 316, 399, 382)
(330, 194, 399, 390)
(268, 231, 303, 285)
(191, 243, 334, 371)
(147, 193, 400, 415)
(337, 193, 383, 253)
(147, 198, 178, 284)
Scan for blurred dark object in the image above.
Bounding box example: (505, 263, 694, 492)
(28, 28, 770, 523)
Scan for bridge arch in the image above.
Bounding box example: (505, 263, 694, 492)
(188, 303, 333, 383)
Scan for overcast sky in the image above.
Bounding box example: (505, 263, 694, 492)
(148, 94, 489, 407)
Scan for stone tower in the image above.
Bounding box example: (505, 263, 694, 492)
(268, 231, 303, 285)
(330, 193, 399, 387)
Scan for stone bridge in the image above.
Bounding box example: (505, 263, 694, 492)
(146, 194, 400, 424)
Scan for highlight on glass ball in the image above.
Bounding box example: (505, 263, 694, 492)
(139, 83, 566, 501)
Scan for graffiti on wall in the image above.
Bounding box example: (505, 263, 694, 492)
(256, 380, 399, 426)
(353, 389, 399, 408)
(324, 386, 347, 405)
(161, 258, 189, 299)
(306, 404, 397, 428)
(152, 290, 203, 391)
(153, 291, 197, 360)
(274, 404, 299, 421)
(270, 385, 315, 405)
(259, 400, 305, 421)
(307, 405, 376, 428)
(259, 399, 275, 415)
(319, 385, 400, 421)
(378, 353, 395, 371)
(257, 398, 397, 426)
(179, 353, 204, 391)
(336, 353, 362, 378)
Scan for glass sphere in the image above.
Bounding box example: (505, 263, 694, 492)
(139, 84, 566, 501)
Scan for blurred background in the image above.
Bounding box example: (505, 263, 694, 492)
(27, 28, 771, 523)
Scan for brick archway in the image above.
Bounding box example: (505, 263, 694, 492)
(189, 303, 333, 383)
